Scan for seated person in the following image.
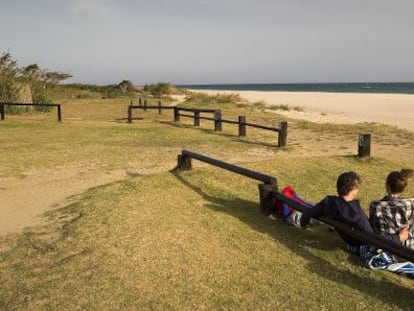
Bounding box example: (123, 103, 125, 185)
(369, 169, 414, 249)
(300, 171, 413, 278)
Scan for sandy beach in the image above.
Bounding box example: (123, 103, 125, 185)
(191, 90, 414, 132)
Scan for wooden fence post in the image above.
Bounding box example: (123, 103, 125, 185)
(158, 101, 162, 114)
(127, 106, 132, 123)
(139, 98, 142, 106)
(174, 107, 180, 122)
(57, 105, 62, 122)
(278, 121, 288, 147)
(238, 116, 246, 136)
(1, 103, 5, 121)
(194, 111, 200, 126)
(358, 133, 371, 157)
(177, 153, 192, 171)
(144, 100, 147, 111)
(214, 110, 222, 131)
(258, 183, 278, 215)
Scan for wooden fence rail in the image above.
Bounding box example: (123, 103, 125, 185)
(176, 149, 414, 262)
(0, 102, 62, 122)
(175, 108, 287, 147)
(178, 149, 277, 185)
(129, 103, 288, 147)
(127, 104, 174, 122)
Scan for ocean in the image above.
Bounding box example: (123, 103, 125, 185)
(179, 82, 414, 94)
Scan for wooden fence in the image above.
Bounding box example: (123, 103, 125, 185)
(128, 102, 288, 147)
(176, 149, 414, 262)
(0, 102, 62, 122)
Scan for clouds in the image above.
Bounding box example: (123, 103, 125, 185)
(0, 1, 413, 84)
(69, 0, 114, 14)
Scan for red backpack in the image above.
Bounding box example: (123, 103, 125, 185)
(276, 186, 313, 218)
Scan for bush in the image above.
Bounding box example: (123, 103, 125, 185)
(33, 99, 53, 112)
(62, 83, 134, 99)
(4, 104, 30, 114)
(0, 52, 20, 102)
(143, 82, 183, 97)
(184, 92, 245, 106)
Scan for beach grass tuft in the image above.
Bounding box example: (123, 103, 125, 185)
(267, 103, 304, 112)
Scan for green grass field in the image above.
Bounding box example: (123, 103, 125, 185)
(1, 96, 414, 310)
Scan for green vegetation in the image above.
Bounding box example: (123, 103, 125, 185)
(244, 101, 303, 112)
(0, 52, 155, 110)
(0, 52, 72, 113)
(143, 82, 186, 98)
(0, 52, 20, 103)
(268, 103, 303, 112)
(55, 82, 137, 99)
(184, 92, 245, 106)
(1, 90, 414, 310)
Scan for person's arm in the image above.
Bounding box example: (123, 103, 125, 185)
(300, 198, 326, 227)
(358, 210, 406, 244)
(378, 230, 407, 244)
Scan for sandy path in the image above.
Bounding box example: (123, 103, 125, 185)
(193, 90, 414, 132)
(0, 164, 130, 235)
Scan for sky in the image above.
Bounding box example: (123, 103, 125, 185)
(1, 0, 414, 85)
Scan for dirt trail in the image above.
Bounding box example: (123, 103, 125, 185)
(0, 164, 130, 235)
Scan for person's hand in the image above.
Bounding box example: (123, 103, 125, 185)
(399, 227, 409, 243)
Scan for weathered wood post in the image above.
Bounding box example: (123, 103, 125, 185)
(238, 116, 246, 136)
(177, 153, 192, 171)
(214, 110, 222, 131)
(194, 111, 200, 126)
(144, 100, 147, 111)
(258, 182, 278, 216)
(127, 106, 132, 123)
(1, 103, 5, 120)
(158, 101, 162, 114)
(57, 104, 62, 122)
(358, 133, 371, 157)
(139, 98, 142, 106)
(278, 121, 288, 147)
(174, 107, 180, 122)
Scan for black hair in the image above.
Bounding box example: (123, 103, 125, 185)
(337, 171, 360, 196)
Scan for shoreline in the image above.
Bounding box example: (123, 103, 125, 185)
(189, 89, 414, 132)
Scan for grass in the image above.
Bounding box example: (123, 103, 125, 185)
(184, 92, 246, 106)
(1, 95, 414, 310)
(267, 103, 303, 112)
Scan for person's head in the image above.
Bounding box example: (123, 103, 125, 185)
(386, 169, 413, 195)
(337, 171, 361, 197)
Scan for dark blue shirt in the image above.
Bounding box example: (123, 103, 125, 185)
(300, 195, 400, 246)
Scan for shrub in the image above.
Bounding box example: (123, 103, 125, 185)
(4, 104, 30, 114)
(184, 92, 245, 106)
(33, 98, 53, 112)
(143, 82, 186, 97)
(0, 52, 20, 103)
